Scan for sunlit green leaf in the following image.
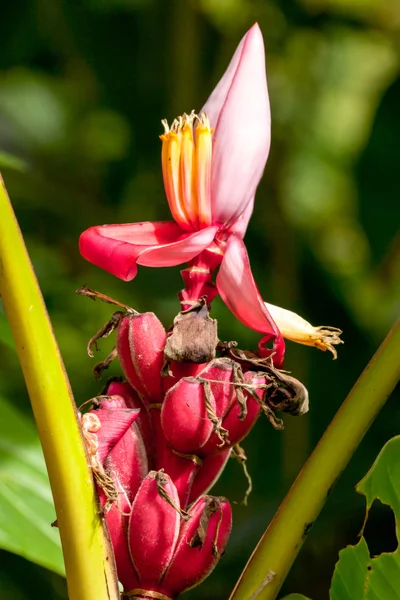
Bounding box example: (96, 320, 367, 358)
(330, 538, 369, 600)
(330, 436, 400, 600)
(359, 436, 400, 600)
(357, 435, 400, 517)
(0, 395, 64, 575)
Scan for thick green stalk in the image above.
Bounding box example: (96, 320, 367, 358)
(230, 320, 400, 600)
(0, 176, 119, 600)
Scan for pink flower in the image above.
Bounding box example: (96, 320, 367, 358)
(80, 24, 342, 367)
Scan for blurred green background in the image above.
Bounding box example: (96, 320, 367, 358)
(0, 0, 399, 598)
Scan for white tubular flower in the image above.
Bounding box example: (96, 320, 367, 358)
(265, 303, 343, 359)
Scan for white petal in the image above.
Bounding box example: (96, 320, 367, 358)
(265, 303, 343, 359)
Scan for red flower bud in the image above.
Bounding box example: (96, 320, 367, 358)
(128, 470, 181, 588)
(161, 377, 215, 454)
(161, 495, 232, 596)
(199, 371, 263, 456)
(198, 358, 238, 415)
(161, 358, 257, 456)
(117, 312, 166, 403)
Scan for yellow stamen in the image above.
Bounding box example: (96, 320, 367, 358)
(265, 303, 344, 359)
(161, 129, 190, 229)
(180, 121, 198, 227)
(160, 111, 213, 230)
(195, 113, 212, 227)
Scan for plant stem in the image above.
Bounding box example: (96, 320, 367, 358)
(230, 320, 400, 600)
(0, 176, 119, 600)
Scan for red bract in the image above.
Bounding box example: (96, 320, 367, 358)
(99, 397, 149, 502)
(116, 312, 166, 403)
(105, 379, 154, 461)
(129, 471, 181, 588)
(80, 400, 144, 591)
(86, 404, 140, 464)
(80, 22, 344, 365)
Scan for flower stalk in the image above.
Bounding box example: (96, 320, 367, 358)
(0, 175, 119, 600)
(229, 319, 400, 600)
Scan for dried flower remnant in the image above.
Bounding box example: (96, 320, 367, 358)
(164, 298, 219, 364)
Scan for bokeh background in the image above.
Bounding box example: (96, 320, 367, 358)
(0, 0, 399, 598)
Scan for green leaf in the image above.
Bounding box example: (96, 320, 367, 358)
(357, 436, 400, 519)
(0, 395, 64, 575)
(330, 538, 370, 600)
(330, 436, 400, 600)
(359, 436, 400, 600)
(281, 595, 312, 599)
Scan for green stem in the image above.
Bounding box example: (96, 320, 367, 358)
(0, 176, 119, 600)
(230, 320, 400, 600)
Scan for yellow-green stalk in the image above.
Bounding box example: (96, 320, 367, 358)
(0, 175, 119, 600)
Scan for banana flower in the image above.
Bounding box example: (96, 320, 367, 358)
(79, 24, 342, 367)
